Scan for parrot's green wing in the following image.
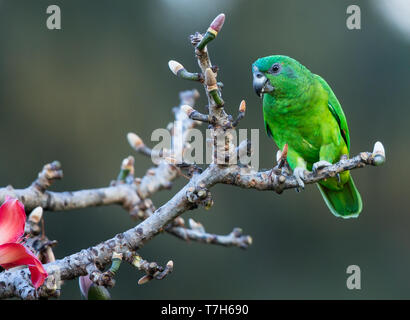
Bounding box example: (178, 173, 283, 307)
(314, 74, 361, 218)
(314, 74, 350, 152)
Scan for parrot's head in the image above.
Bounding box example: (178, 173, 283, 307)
(252, 55, 312, 99)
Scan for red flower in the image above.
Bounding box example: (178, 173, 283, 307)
(0, 197, 48, 289)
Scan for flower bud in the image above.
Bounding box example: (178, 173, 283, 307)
(209, 13, 225, 33)
(196, 14, 225, 51)
(79, 276, 111, 300)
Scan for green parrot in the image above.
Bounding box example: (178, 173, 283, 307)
(252, 55, 362, 218)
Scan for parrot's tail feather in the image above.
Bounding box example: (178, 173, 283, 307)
(317, 175, 362, 218)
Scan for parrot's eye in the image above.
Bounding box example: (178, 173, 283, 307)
(269, 63, 281, 75)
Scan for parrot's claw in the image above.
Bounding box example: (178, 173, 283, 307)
(312, 160, 332, 174)
(293, 167, 306, 190)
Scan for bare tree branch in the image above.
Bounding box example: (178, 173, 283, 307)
(0, 13, 385, 300)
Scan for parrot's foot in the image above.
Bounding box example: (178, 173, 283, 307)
(293, 167, 306, 190)
(312, 160, 342, 183)
(268, 147, 290, 182)
(312, 160, 332, 174)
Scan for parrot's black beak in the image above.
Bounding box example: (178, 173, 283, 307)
(253, 71, 274, 98)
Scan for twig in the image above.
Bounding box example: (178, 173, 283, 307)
(169, 221, 252, 249)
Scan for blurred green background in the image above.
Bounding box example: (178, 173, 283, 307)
(0, 0, 409, 299)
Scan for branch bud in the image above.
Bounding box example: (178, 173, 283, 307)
(174, 217, 185, 226)
(239, 100, 246, 113)
(118, 156, 135, 182)
(232, 100, 246, 127)
(205, 68, 217, 89)
(181, 104, 194, 116)
(189, 218, 205, 233)
(28, 206, 43, 224)
(276, 150, 282, 163)
(108, 252, 123, 275)
(205, 68, 224, 107)
(372, 141, 385, 166)
(121, 156, 134, 172)
(138, 275, 153, 285)
(168, 60, 184, 75)
(127, 132, 144, 150)
(166, 260, 174, 270)
(168, 60, 202, 81)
